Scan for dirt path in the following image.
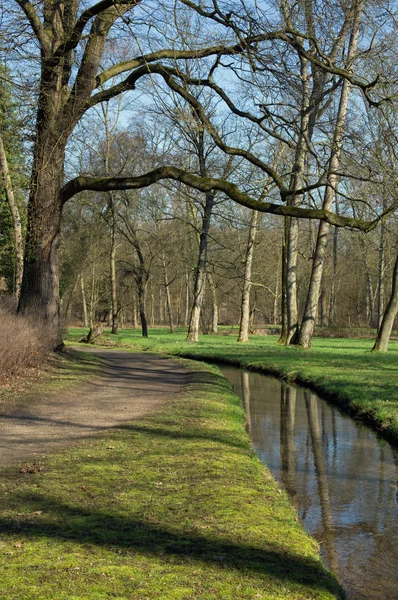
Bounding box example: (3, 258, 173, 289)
(0, 348, 189, 466)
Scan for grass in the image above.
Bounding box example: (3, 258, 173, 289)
(0, 358, 343, 600)
(66, 326, 398, 444)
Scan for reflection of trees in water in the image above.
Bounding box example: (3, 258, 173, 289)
(305, 392, 339, 575)
(280, 385, 297, 499)
(221, 367, 398, 599)
(241, 372, 251, 433)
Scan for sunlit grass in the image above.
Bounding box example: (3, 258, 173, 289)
(66, 327, 398, 442)
(0, 359, 342, 599)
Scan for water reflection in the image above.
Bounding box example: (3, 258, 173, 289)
(222, 368, 398, 600)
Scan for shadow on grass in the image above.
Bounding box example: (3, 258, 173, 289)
(0, 492, 342, 596)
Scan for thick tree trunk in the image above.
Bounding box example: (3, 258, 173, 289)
(0, 133, 23, 300)
(18, 135, 66, 348)
(238, 210, 258, 342)
(372, 252, 398, 352)
(298, 0, 363, 348)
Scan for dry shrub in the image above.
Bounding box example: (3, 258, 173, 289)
(0, 305, 52, 378)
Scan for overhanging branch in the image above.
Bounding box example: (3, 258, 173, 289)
(61, 166, 392, 231)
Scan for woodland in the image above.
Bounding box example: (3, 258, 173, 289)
(1, 0, 398, 353)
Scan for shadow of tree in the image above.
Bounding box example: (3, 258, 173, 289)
(0, 492, 339, 593)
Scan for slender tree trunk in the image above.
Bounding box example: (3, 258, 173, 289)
(81, 275, 89, 327)
(285, 57, 311, 345)
(186, 191, 214, 342)
(207, 272, 218, 334)
(364, 257, 374, 327)
(320, 286, 327, 327)
(109, 193, 119, 334)
(378, 220, 386, 330)
(0, 133, 23, 300)
(298, 1, 363, 348)
(138, 282, 148, 338)
(184, 272, 190, 328)
(279, 223, 288, 342)
(161, 253, 174, 333)
(372, 252, 398, 352)
(328, 217, 339, 327)
(238, 210, 258, 342)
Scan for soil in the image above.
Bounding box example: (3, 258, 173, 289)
(0, 348, 189, 467)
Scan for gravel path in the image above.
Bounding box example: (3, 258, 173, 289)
(0, 348, 189, 466)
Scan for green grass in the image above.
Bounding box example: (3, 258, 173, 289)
(0, 358, 342, 600)
(66, 327, 398, 443)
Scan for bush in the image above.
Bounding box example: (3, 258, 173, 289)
(0, 304, 51, 378)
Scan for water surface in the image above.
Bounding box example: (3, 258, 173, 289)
(221, 367, 398, 600)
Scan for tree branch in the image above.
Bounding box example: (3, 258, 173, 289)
(60, 166, 392, 231)
(95, 31, 287, 87)
(54, 0, 141, 58)
(14, 0, 50, 54)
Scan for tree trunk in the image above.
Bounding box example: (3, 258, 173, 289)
(110, 193, 119, 334)
(0, 133, 23, 300)
(138, 284, 148, 338)
(298, 0, 363, 348)
(184, 272, 190, 328)
(18, 138, 66, 348)
(328, 219, 338, 327)
(162, 253, 174, 333)
(238, 210, 258, 342)
(377, 220, 386, 330)
(186, 191, 214, 342)
(207, 272, 218, 334)
(81, 275, 89, 327)
(372, 252, 398, 352)
(285, 57, 311, 345)
(279, 223, 288, 343)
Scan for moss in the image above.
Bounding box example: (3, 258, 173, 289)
(0, 356, 342, 599)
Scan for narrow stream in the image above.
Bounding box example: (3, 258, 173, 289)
(221, 367, 398, 600)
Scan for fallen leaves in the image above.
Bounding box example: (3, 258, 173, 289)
(19, 463, 43, 474)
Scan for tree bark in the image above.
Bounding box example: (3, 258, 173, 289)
(279, 223, 288, 343)
(285, 56, 311, 345)
(186, 191, 214, 342)
(109, 193, 119, 335)
(0, 133, 23, 300)
(207, 272, 218, 334)
(81, 275, 89, 327)
(298, 0, 363, 348)
(372, 251, 398, 352)
(238, 210, 258, 342)
(377, 219, 386, 330)
(161, 252, 174, 333)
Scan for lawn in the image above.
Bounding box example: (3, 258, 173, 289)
(0, 356, 342, 599)
(66, 327, 398, 443)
